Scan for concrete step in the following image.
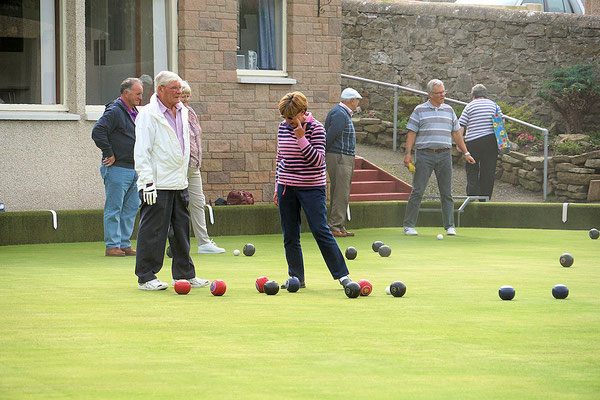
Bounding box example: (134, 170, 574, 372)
(349, 192, 411, 202)
(348, 155, 412, 202)
(352, 169, 381, 181)
(350, 180, 399, 194)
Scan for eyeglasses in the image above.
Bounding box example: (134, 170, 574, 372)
(432, 90, 446, 95)
(164, 85, 182, 91)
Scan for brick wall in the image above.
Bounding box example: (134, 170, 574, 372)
(178, 0, 342, 204)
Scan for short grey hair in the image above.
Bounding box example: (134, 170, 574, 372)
(426, 79, 444, 94)
(120, 77, 142, 94)
(154, 71, 182, 92)
(471, 84, 487, 98)
(181, 80, 191, 95)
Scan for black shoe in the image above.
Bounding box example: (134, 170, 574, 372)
(339, 276, 353, 288)
(281, 278, 306, 289)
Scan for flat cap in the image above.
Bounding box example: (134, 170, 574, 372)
(341, 88, 362, 100)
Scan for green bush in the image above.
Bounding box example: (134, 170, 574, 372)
(537, 63, 600, 135)
(379, 93, 424, 124)
(554, 140, 590, 156)
(496, 102, 544, 144)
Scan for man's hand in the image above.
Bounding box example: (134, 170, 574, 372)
(143, 183, 157, 205)
(102, 155, 115, 167)
(464, 154, 476, 164)
(403, 153, 413, 168)
(293, 119, 305, 140)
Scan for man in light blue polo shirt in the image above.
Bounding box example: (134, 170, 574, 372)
(403, 79, 475, 236)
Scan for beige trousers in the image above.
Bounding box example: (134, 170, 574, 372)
(188, 167, 210, 246)
(326, 152, 354, 232)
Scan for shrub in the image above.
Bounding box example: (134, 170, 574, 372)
(496, 101, 545, 144)
(537, 63, 600, 135)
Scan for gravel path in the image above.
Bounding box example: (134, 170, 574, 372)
(355, 143, 543, 203)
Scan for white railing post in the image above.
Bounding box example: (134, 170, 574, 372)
(393, 87, 398, 152)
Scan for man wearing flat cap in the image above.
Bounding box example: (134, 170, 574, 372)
(324, 88, 362, 237)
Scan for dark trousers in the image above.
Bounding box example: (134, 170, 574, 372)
(465, 134, 498, 201)
(135, 189, 195, 284)
(277, 185, 349, 282)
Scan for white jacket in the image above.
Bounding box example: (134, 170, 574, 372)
(135, 94, 190, 191)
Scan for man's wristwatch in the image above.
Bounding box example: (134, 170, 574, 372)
(464, 152, 471, 156)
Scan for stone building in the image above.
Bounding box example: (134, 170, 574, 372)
(0, 0, 342, 211)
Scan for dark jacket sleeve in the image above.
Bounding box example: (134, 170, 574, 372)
(91, 107, 118, 159)
(325, 107, 346, 151)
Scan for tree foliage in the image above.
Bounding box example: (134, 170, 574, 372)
(537, 63, 600, 135)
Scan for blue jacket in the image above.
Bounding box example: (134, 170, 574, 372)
(92, 98, 136, 169)
(324, 104, 356, 156)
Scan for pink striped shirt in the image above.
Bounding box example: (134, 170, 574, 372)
(275, 112, 326, 187)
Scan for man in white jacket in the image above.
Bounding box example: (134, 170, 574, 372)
(134, 71, 209, 291)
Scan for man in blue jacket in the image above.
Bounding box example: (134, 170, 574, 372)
(92, 78, 143, 257)
(325, 88, 362, 237)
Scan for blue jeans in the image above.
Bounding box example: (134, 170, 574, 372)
(277, 185, 349, 282)
(100, 164, 139, 249)
(403, 149, 454, 230)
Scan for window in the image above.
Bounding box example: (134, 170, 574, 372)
(237, 0, 293, 84)
(85, 0, 176, 106)
(546, 0, 568, 12)
(0, 0, 60, 105)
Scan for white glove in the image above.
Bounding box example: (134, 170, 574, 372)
(143, 183, 157, 205)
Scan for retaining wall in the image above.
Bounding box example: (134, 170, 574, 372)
(342, 0, 600, 129)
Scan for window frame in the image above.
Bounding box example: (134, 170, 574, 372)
(0, 0, 70, 117)
(84, 0, 178, 120)
(236, 0, 295, 85)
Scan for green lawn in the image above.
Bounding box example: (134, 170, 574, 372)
(1, 228, 599, 399)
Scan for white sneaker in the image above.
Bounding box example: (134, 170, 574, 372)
(446, 227, 457, 236)
(404, 227, 418, 236)
(173, 277, 210, 288)
(139, 278, 168, 291)
(197, 240, 225, 254)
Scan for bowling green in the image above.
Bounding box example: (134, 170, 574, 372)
(0, 227, 598, 399)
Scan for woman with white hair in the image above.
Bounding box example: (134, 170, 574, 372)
(458, 84, 503, 201)
(179, 81, 225, 253)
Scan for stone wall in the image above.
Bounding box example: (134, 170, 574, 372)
(353, 117, 600, 202)
(342, 0, 600, 129)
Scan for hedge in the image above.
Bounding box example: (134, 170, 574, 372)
(0, 202, 598, 246)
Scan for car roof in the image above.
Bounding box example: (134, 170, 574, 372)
(454, 0, 520, 5)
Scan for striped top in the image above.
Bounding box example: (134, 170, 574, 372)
(459, 98, 503, 142)
(275, 112, 326, 187)
(406, 100, 460, 150)
(325, 103, 356, 156)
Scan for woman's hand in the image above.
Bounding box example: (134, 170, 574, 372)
(273, 190, 278, 207)
(293, 119, 305, 140)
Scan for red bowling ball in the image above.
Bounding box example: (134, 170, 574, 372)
(255, 276, 269, 293)
(174, 280, 191, 295)
(357, 279, 373, 296)
(210, 280, 227, 296)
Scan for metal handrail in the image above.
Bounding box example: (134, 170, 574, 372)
(341, 73, 549, 200)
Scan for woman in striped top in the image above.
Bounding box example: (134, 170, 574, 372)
(274, 92, 352, 290)
(458, 84, 503, 201)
